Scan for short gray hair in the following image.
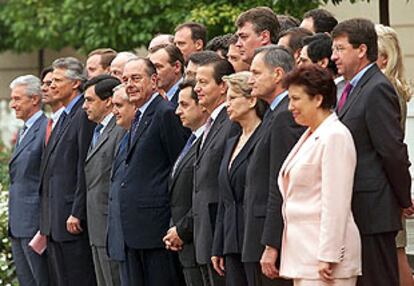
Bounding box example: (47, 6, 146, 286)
(113, 84, 129, 101)
(9, 75, 42, 98)
(254, 45, 295, 73)
(52, 57, 87, 82)
(114, 52, 138, 64)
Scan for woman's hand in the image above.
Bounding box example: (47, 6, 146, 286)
(318, 261, 334, 283)
(211, 256, 225, 276)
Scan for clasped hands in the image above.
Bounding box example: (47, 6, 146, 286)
(163, 226, 184, 251)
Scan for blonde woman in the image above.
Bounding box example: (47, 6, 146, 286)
(376, 24, 414, 286)
(211, 71, 267, 286)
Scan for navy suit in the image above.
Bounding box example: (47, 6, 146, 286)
(39, 96, 97, 286)
(120, 95, 188, 285)
(9, 112, 49, 286)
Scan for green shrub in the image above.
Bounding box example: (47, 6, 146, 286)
(0, 144, 17, 286)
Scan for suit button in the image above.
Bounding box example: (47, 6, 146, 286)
(121, 182, 126, 188)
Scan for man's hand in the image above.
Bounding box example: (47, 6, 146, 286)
(403, 199, 414, 217)
(260, 245, 279, 279)
(66, 215, 83, 234)
(162, 226, 184, 251)
(318, 261, 334, 283)
(211, 256, 225, 276)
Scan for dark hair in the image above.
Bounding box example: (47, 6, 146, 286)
(88, 48, 118, 69)
(178, 79, 198, 103)
(175, 22, 207, 47)
(254, 45, 295, 73)
(205, 34, 233, 58)
(283, 64, 337, 109)
(331, 18, 378, 62)
(302, 33, 337, 75)
(188, 51, 222, 66)
(279, 27, 313, 52)
(228, 34, 238, 45)
(236, 7, 280, 44)
(150, 44, 185, 74)
(84, 74, 121, 100)
(199, 58, 235, 84)
(277, 15, 300, 33)
(40, 66, 53, 81)
(303, 8, 338, 33)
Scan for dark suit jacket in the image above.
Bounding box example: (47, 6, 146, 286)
(168, 136, 199, 267)
(193, 108, 239, 264)
(39, 96, 95, 241)
(8, 113, 47, 238)
(242, 97, 304, 262)
(170, 86, 180, 107)
(338, 64, 411, 234)
(212, 127, 262, 257)
(120, 95, 188, 249)
(107, 133, 129, 261)
(85, 116, 125, 247)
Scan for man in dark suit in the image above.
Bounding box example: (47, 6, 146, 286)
(83, 75, 125, 286)
(163, 79, 208, 286)
(120, 57, 188, 286)
(149, 44, 185, 105)
(9, 75, 49, 286)
(39, 57, 96, 286)
(245, 46, 303, 286)
(193, 57, 236, 286)
(331, 19, 412, 286)
(107, 85, 136, 286)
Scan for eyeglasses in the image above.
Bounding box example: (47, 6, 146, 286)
(332, 46, 347, 54)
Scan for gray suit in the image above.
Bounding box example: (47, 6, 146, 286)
(8, 113, 49, 286)
(85, 116, 125, 286)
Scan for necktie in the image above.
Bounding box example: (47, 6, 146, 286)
(172, 133, 197, 177)
(337, 82, 352, 112)
(92, 124, 104, 147)
(17, 124, 28, 146)
(128, 110, 142, 148)
(45, 118, 53, 146)
(200, 117, 213, 150)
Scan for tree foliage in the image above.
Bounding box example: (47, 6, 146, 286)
(0, 0, 360, 54)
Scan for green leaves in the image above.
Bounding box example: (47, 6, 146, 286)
(0, 0, 327, 54)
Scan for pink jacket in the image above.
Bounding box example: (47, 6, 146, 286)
(278, 113, 362, 279)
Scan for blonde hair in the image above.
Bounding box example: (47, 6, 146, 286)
(376, 24, 412, 103)
(222, 71, 252, 97)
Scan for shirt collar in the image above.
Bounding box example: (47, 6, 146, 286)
(138, 93, 158, 115)
(349, 63, 375, 89)
(193, 123, 206, 139)
(210, 102, 226, 121)
(166, 77, 183, 101)
(64, 94, 82, 114)
(270, 90, 288, 111)
(100, 113, 113, 132)
(24, 110, 43, 129)
(51, 107, 65, 122)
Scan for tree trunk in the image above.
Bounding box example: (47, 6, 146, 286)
(38, 49, 44, 77)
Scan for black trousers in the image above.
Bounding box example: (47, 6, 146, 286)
(199, 263, 225, 286)
(47, 236, 96, 286)
(357, 232, 399, 286)
(244, 261, 292, 286)
(125, 246, 184, 286)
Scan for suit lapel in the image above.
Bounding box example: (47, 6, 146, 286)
(126, 95, 162, 159)
(196, 108, 227, 163)
(86, 117, 116, 162)
(338, 64, 377, 118)
(229, 125, 262, 180)
(10, 114, 45, 164)
(169, 139, 198, 192)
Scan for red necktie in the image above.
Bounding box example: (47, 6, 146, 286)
(337, 82, 352, 112)
(45, 118, 53, 145)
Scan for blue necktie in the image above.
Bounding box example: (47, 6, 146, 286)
(172, 133, 197, 177)
(128, 110, 141, 148)
(92, 124, 104, 147)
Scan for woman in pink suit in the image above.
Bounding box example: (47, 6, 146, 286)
(278, 65, 361, 286)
